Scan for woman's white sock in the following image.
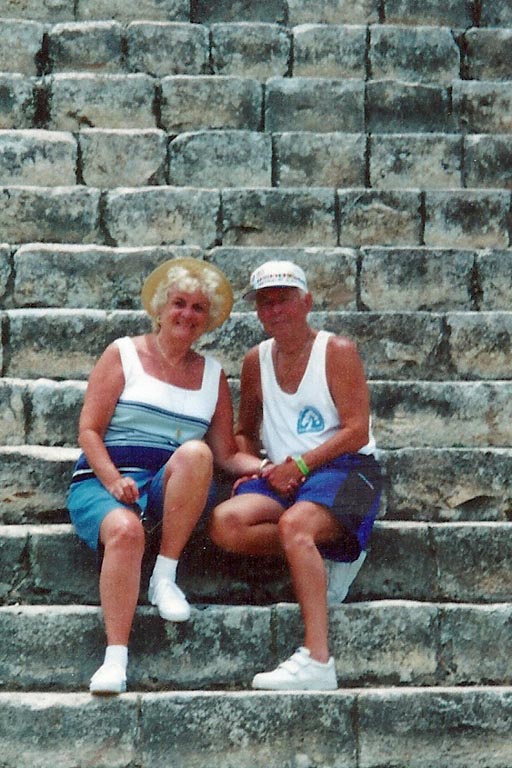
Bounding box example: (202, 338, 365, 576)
(104, 645, 128, 670)
(152, 554, 178, 584)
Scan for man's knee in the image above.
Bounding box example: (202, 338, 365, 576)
(209, 502, 242, 551)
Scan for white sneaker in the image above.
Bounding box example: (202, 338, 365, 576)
(89, 662, 126, 695)
(148, 577, 191, 622)
(326, 550, 367, 606)
(252, 647, 337, 691)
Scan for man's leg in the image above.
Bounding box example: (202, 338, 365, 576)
(209, 493, 285, 556)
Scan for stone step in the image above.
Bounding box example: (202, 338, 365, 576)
(0, 685, 510, 768)
(4, 245, 511, 312)
(2, 521, 511, 605)
(0, 601, 510, 691)
(2, 309, 511, 381)
(1, 445, 511, 525)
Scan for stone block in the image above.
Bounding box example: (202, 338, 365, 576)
(0, 20, 44, 75)
(193, 0, 287, 23)
(48, 73, 156, 130)
(27, 379, 85, 447)
(338, 190, 422, 246)
(0, 244, 12, 304)
(0, 446, 77, 523)
(0, 75, 36, 129)
(48, 21, 123, 73)
(0, 186, 100, 244)
(13, 243, 201, 309)
(367, 80, 453, 133)
(105, 188, 220, 248)
(169, 130, 272, 188)
(370, 133, 462, 189)
(266, 77, 365, 132)
(77, 0, 189, 21)
(383, 0, 474, 26)
(360, 247, 473, 310)
(0, 0, 72, 21)
(424, 190, 510, 248)
(464, 28, 512, 81)
(287, 0, 379, 24)
(221, 188, 336, 246)
(477, 248, 512, 310)
(275, 132, 366, 187)
(79, 128, 167, 187)
(160, 76, 262, 132)
(448, 311, 512, 380)
(209, 246, 358, 311)
(0, 379, 26, 446)
(211, 23, 290, 78)
(0, 525, 28, 601)
(454, 81, 512, 133)
(464, 134, 512, 189)
(126, 22, 209, 77)
(370, 24, 460, 85)
(480, 0, 512, 27)
(359, 688, 512, 768)
(0, 130, 77, 186)
(293, 24, 367, 78)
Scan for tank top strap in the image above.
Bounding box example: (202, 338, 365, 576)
(114, 336, 144, 383)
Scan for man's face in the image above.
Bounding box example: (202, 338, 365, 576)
(255, 287, 310, 334)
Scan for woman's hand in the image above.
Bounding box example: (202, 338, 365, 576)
(106, 475, 140, 505)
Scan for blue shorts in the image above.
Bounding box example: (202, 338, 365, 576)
(235, 453, 382, 563)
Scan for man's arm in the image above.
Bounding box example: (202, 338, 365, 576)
(235, 346, 263, 458)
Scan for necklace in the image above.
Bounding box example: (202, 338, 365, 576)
(155, 334, 185, 370)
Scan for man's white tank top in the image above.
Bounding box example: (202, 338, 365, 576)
(260, 330, 376, 464)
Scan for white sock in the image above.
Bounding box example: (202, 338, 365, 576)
(151, 554, 178, 584)
(104, 645, 128, 670)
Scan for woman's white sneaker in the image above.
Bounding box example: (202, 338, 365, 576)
(148, 577, 191, 621)
(252, 647, 337, 691)
(89, 662, 127, 695)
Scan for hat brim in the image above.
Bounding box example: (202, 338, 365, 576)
(141, 258, 234, 331)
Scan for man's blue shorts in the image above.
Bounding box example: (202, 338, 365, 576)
(235, 453, 382, 563)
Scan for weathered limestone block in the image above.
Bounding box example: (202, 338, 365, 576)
(0, 379, 26, 446)
(0, 130, 77, 186)
(0, 526, 29, 601)
(6, 309, 150, 379)
(105, 188, 220, 248)
(0, 75, 36, 129)
(266, 77, 365, 132)
(464, 134, 512, 189)
(193, 0, 286, 23)
(169, 130, 272, 188)
(447, 311, 512, 380)
(127, 22, 209, 77)
(160, 76, 262, 132)
(424, 190, 510, 248)
(480, 0, 512, 27)
(0, 187, 100, 244)
(383, 0, 474, 26)
(211, 23, 290, 78)
(0, 0, 72, 21)
(360, 247, 473, 311)
(454, 81, 512, 133)
(275, 132, 366, 187)
(196, 313, 266, 377)
(367, 80, 453, 133)
(434, 522, 512, 601)
(287, 0, 379, 24)
(372, 381, 512, 449)
(293, 24, 367, 78)
(359, 688, 512, 768)
(0, 20, 44, 75)
(79, 128, 167, 187)
(464, 28, 512, 81)
(27, 379, 85, 447)
(209, 246, 358, 310)
(47, 21, 122, 74)
(370, 25, 460, 85)
(77, 0, 189, 21)
(370, 133, 462, 189)
(477, 248, 512, 310)
(48, 73, 156, 130)
(13, 243, 201, 309)
(338, 190, 422, 246)
(0, 244, 12, 304)
(0, 446, 77, 522)
(221, 188, 336, 247)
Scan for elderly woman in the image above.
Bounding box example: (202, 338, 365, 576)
(67, 258, 261, 695)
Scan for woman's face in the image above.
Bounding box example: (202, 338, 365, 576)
(159, 288, 211, 343)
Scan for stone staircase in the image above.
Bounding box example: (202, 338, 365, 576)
(1, 0, 511, 765)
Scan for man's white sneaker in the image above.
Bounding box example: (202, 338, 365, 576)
(89, 662, 126, 695)
(148, 577, 191, 622)
(252, 647, 337, 691)
(326, 550, 367, 606)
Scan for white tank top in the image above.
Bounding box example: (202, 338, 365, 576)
(260, 330, 376, 464)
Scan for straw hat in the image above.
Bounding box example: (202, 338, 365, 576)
(141, 258, 234, 331)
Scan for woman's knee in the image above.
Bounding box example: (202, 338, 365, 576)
(169, 440, 213, 475)
(101, 509, 145, 553)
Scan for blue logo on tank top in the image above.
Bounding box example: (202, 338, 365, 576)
(297, 407, 324, 434)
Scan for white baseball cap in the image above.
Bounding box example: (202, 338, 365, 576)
(243, 260, 308, 301)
